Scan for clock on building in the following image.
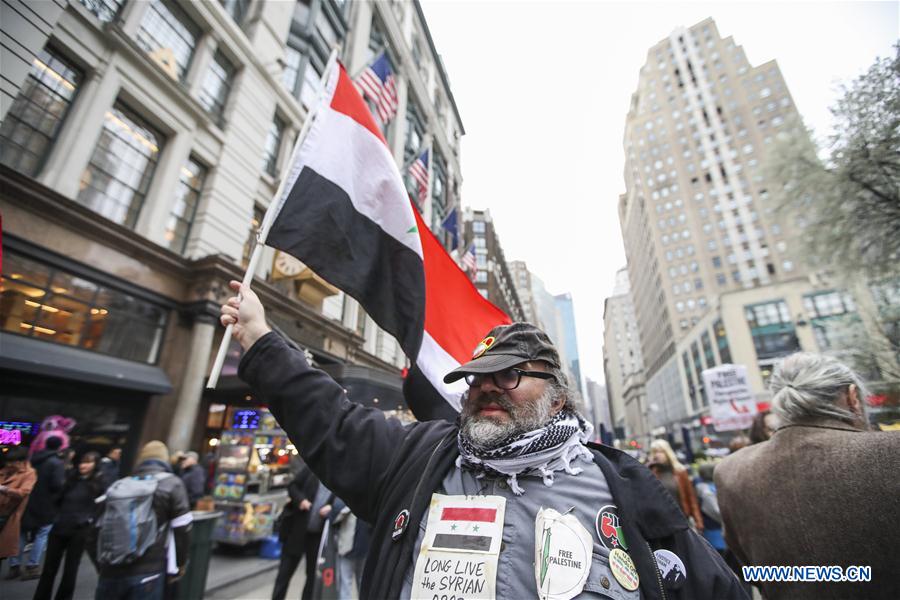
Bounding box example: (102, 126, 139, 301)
(274, 251, 304, 278)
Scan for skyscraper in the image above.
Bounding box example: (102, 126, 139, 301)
(619, 17, 803, 378)
(554, 292, 584, 396)
(603, 267, 645, 437)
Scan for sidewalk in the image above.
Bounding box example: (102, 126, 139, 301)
(0, 546, 281, 600)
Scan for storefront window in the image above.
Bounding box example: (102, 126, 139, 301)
(1, 250, 168, 364)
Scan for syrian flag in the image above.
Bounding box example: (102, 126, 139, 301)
(264, 63, 509, 420)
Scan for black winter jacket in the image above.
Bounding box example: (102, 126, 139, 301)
(240, 332, 747, 600)
(179, 464, 206, 508)
(23, 449, 66, 529)
(279, 466, 346, 555)
(90, 460, 193, 578)
(53, 470, 105, 535)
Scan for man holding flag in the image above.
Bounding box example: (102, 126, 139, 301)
(215, 57, 743, 599)
(220, 286, 744, 600)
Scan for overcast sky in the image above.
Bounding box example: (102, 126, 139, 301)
(420, 0, 898, 386)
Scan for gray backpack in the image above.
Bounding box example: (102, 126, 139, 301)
(97, 472, 171, 566)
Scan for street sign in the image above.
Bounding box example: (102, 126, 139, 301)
(701, 364, 757, 432)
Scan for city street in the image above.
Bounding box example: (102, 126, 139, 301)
(0, 548, 299, 600)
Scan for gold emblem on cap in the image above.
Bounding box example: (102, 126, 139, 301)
(472, 336, 496, 358)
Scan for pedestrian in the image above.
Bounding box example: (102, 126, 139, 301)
(748, 410, 778, 444)
(1, 445, 37, 572)
(33, 451, 105, 600)
(272, 464, 344, 600)
(177, 451, 205, 509)
(715, 352, 900, 600)
(89, 440, 193, 600)
(694, 463, 724, 555)
(727, 435, 750, 453)
(336, 509, 370, 600)
(10, 436, 66, 580)
(98, 447, 122, 488)
(221, 282, 746, 599)
(647, 439, 704, 533)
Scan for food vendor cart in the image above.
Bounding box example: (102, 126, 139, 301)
(211, 407, 294, 545)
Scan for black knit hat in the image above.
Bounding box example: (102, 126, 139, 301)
(443, 322, 561, 383)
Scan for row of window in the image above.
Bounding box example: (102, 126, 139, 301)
(0, 250, 168, 364)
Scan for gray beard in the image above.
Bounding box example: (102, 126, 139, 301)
(459, 386, 559, 450)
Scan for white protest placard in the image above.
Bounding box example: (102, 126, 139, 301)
(701, 364, 757, 431)
(411, 494, 506, 600)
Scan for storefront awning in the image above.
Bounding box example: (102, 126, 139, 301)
(0, 333, 172, 394)
(320, 363, 406, 411)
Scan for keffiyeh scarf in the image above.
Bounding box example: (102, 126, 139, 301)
(456, 409, 595, 495)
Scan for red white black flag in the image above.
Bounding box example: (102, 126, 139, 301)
(265, 63, 509, 420)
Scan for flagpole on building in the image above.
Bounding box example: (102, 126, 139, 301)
(206, 46, 340, 390)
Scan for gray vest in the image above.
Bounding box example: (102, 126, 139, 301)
(400, 459, 641, 599)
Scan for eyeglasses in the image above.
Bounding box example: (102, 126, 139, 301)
(464, 368, 556, 390)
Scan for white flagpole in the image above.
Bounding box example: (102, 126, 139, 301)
(206, 47, 340, 389)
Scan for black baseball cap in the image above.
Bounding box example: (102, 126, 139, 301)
(443, 322, 561, 383)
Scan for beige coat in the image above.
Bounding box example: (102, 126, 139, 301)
(715, 420, 900, 600)
(0, 462, 37, 558)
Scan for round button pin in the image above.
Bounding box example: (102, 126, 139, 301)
(654, 549, 687, 590)
(609, 548, 640, 591)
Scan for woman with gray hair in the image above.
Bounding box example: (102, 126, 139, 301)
(713, 352, 899, 600)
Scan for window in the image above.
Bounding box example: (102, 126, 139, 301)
(282, 45, 303, 96)
(262, 114, 285, 176)
(199, 51, 235, 126)
(745, 300, 800, 359)
(803, 291, 855, 318)
(219, 0, 249, 24)
(77, 102, 164, 229)
(0, 48, 83, 176)
(135, 0, 201, 82)
(77, 0, 123, 22)
(299, 60, 322, 110)
(404, 101, 425, 163)
(0, 250, 168, 363)
(473, 222, 485, 233)
(716, 273, 726, 286)
(164, 157, 207, 254)
(713, 319, 732, 363)
(683, 352, 697, 411)
(475, 271, 487, 283)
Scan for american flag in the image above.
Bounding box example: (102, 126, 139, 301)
(409, 149, 429, 205)
(462, 243, 477, 275)
(354, 52, 398, 123)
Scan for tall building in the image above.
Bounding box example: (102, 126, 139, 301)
(462, 208, 524, 321)
(618, 18, 900, 444)
(554, 292, 583, 395)
(0, 0, 464, 459)
(602, 267, 645, 438)
(619, 17, 804, 380)
(508, 260, 538, 324)
(585, 377, 610, 437)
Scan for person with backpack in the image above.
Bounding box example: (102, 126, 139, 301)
(89, 440, 192, 600)
(34, 451, 105, 600)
